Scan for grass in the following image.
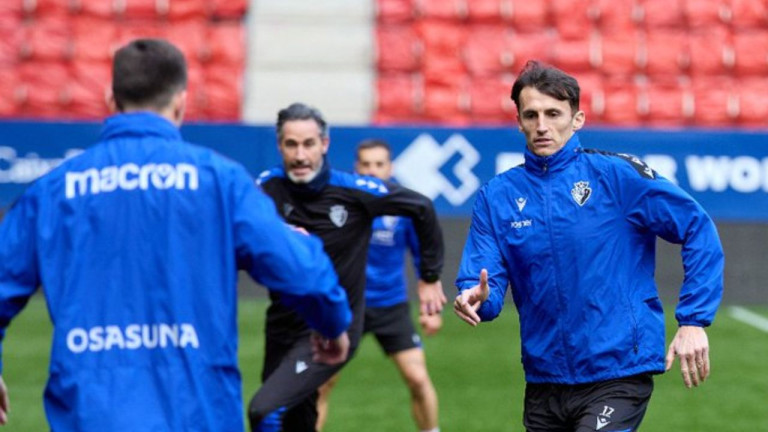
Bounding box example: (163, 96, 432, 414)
(3, 297, 767, 431)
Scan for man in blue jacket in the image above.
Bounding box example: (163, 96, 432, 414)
(0, 39, 352, 432)
(315, 139, 441, 432)
(454, 61, 724, 431)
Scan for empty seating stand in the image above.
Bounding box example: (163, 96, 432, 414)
(0, 0, 247, 121)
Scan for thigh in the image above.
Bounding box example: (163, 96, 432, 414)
(367, 303, 422, 355)
(573, 374, 654, 432)
(523, 383, 571, 432)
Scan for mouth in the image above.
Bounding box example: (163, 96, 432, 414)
(289, 165, 312, 177)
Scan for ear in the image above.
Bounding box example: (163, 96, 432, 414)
(105, 90, 119, 113)
(171, 91, 188, 125)
(572, 110, 586, 131)
(516, 113, 523, 131)
(321, 136, 330, 155)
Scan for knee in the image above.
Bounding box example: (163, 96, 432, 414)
(404, 369, 433, 397)
(248, 400, 284, 432)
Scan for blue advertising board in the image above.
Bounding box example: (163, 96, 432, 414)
(1, 119, 766, 221)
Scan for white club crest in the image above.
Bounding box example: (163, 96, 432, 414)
(516, 197, 527, 212)
(381, 215, 399, 229)
(329, 205, 348, 227)
(571, 181, 592, 206)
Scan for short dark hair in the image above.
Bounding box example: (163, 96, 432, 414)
(356, 139, 391, 161)
(511, 60, 580, 114)
(112, 38, 187, 111)
(276, 103, 328, 140)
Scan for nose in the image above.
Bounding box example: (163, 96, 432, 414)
(536, 117, 548, 133)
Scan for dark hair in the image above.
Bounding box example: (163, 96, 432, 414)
(112, 38, 187, 111)
(510, 60, 580, 114)
(276, 103, 329, 140)
(356, 139, 391, 161)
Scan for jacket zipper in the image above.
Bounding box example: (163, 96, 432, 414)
(543, 162, 576, 381)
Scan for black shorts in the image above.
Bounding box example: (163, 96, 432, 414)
(364, 302, 422, 355)
(523, 373, 654, 432)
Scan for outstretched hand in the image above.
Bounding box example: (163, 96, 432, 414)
(418, 279, 447, 316)
(310, 331, 350, 365)
(665, 325, 711, 388)
(453, 269, 490, 326)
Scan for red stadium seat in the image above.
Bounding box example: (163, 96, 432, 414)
(732, 31, 768, 76)
(594, 0, 640, 32)
(729, 0, 768, 29)
(552, 34, 599, 73)
(467, 75, 515, 123)
(466, 0, 513, 23)
(572, 72, 604, 122)
(416, 21, 467, 85)
(117, 0, 161, 19)
(736, 78, 768, 128)
(16, 61, 71, 119)
(510, 0, 549, 31)
(640, 29, 688, 77)
(423, 81, 470, 124)
(551, 0, 597, 40)
(167, 0, 207, 21)
(637, 0, 685, 28)
(77, 0, 115, 18)
(462, 25, 514, 76)
(687, 27, 734, 76)
(601, 80, 642, 126)
(509, 31, 556, 72)
(21, 0, 73, 17)
(596, 31, 641, 76)
(376, 25, 422, 72)
(0, 67, 21, 117)
(417, 0, 468, 21)
(71, 17, 118, 62)
(376, 0, 416, 23)
(18, 17, 72, 61)
(183, 61, 206, 121)
(201, 65, 241, 120)
(375, 73, 423, 123)
(643, 79, 693, 127)
(205, 22, 245, 67)
(165, 20, 209, 63)
(208, 0, 247, 19)
(64, 61, 110, 118)
(691, 76, 738, 127)
(685, 0, 731, 29)
(116, 22, 167, 48)
(0, 24, 22, 66)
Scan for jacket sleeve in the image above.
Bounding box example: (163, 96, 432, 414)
(455, 186, 510, 321)
(619, 165, 724, 327)
(404, 219, 422, 278)
(362, 182, 443, 283)
(0, 193, 41, 373)
(232, 170, 351, 339)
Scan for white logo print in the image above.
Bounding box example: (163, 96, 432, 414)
(295, 360, 308, 374)
(329, 205, 348, 227)
(516, 197, 527, 211)
(393, 133, 480, 206)
(65, 163, 199, 199)
(596, 405, 615, 430)
(571, 181, 592, 206)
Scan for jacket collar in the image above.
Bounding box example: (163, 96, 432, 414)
(100, 112, 182, 142)
(284, 155, 331, 197)
(524, 134, 581, 175)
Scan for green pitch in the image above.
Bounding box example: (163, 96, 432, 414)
(3, 297, 766, 431)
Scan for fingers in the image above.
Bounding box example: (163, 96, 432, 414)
(453, 292, 481, 326)
(0, 377, 8, 425)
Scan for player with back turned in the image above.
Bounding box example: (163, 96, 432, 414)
(0, 39, 352, 432)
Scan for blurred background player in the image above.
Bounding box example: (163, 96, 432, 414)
(249, 103, 446, 431)
(454, 61, 724, 432)
(315, 139, 441, 432)
(0, 39, 352, 431)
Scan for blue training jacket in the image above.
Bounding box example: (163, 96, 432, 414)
(0, 113, 351, 431)
(365, 215, 421, 308)
(456, 134, 724, 385)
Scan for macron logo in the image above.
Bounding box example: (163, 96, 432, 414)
(295, 360, 309, 374)
(65, 163, 199, 199)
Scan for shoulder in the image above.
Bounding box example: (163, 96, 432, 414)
(482, 164, 526, 195)
(579, 148, 657, 180)
(328, 170, 389, 196)
(255, 166, 285, 186)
